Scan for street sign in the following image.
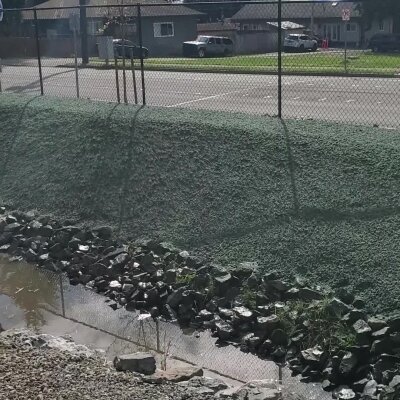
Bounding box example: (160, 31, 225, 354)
(69, 12, 80, 33)
(0, 0, 4, 22)
(342, 8, 351, 21)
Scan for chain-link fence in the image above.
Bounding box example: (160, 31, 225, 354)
(0, 0, 399, 127)
(0, 257, 331, 400)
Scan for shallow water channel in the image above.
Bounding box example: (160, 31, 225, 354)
(0, 256, 330, 399)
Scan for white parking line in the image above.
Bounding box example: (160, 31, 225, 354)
(346, 99, 355, 103)
(166, 87, 256, 107)
(319, 98, 327, 101)
(292, 97, 301, 100)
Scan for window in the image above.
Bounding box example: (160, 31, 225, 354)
(153, 22, 174, 38)
(208, 37, 215, 44)
(88, 20, 103, 35)
(242, 24, 249, 31)
(379, 20, 385, 31)
(223, 38, 232, 45)
(215, 38, 222, 44)
(346, 23, 357, 32)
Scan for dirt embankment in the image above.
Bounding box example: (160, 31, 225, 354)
(1, 94, 400, 313)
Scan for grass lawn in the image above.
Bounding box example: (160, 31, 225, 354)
(89, 51, 400, 76)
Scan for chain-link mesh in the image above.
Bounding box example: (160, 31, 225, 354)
(1, 1, 399, 127)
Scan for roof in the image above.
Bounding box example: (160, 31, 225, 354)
(22, 0, 203, 20)
(231, 2, 360, 21)
(197, 22, 238, 32)
(267, 21, 305, 30)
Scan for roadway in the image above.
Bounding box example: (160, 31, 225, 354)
(1, 63, 400, 127)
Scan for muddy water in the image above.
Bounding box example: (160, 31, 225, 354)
(0, 256, 329, 399)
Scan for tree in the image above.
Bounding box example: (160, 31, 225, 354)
(357, 0, 400, 33)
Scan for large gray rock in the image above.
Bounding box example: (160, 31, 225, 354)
(113, 352, 156, 375)
(229, 380, 280, 400)
(144, 366, 203, 383)
(179, 376, 228, 393)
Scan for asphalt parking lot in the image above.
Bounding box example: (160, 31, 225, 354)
(1, 62, 400, 127)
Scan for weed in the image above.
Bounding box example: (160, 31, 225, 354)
(176, 273, 195, 285)
(241, 287, 257, 309)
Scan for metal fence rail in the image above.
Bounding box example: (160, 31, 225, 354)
(0, 0, 399, 127)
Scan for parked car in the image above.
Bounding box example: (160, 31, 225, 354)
(368, 33, 400, 53)
(183, 36, 234, 58)
(284, 34, 318, 52)
(113, 39, 149, 59)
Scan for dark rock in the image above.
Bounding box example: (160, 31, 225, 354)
(246, 273, 259, 289)
(270, 329, 288, 346)
(342, 309, 368, 325)
(352, 378, 369, 393)
(335, 288, 355, 305)
(285, 288, 300, 300)
(339, 352, 358, 376)
(235, 262, 258, 279)
(0, 232, 12, 246)
(352, 298, 365, 309)
(215, 321, 235, 341)
(198, 309, 213, 321)
(95, 226, 113, 240)
(68, 237, 81, 250)
(214, 273, 233, 294)
(122, 283, 135, 297)
(373, 355, 400, 382)
(326, 298, 352, 319)
(113, 352, 156, 375)
(4, 222, 22, 233)
(256, 293, 270, 306)
(112, 252, 129, 267)
(372, 327, 390, 339)
(233, 306, 253, 322)
(371, 338, 394, 354)
(257, 315, 279, 333)
(163, 304, 178, 321)
(298, 287, 324, 301)
(167, 288, 185, 309)
(353, 319, 372, 335)
(268, 280, 290, 292)
(301, 346, 327, 368)
(219, 308, 234, 320)
(206, 300, 218, 313)
(263, 271, 279, 281)
(164, 269, 177, 284)
(25, 248, 38, 262)
(193, 273, 210, 289)
(390, 332, 400, 345)
(88, 263, 108, 276)
(49, 243, 68, 260)
(258, 340, 273, 357)
(368, 317, 388, 332)
(388, 315, 400, 332)
(271, 347, 286, 361)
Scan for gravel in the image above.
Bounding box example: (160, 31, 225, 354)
(0, 329, 222, 400)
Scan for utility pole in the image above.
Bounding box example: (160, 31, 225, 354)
(79, 0, 89, 65)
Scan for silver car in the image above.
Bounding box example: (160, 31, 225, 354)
(183, 36, 234, 58)
(284, 34, 318, 52)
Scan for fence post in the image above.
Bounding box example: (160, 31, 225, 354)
(59, 274, 66, 318)
(131, 55, 138, 105)
(120, 2, 128, 104)
(33, 9, 44, 96)
(115, 57, 121, 103)
(137, 4, 146, 105)
(277, 0, 282, 119)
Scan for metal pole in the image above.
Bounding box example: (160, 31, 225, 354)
(277, 0, 282, 119)
(59, 274, 66, 318)
(73, 29, 80, 98)
(131, 54, 138, 105)
(33, 9, 44, 95)
(115, 57, 121, 103)
(137, 4, 146, 105)
(120, 2, 128, 104)
(79, 0, 89, 65)
(0, 58, 2, 93)
(156, 319, 160, 352)
(344, 23, 348, 74)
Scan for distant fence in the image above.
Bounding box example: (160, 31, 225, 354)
(0, 0, 399, 127)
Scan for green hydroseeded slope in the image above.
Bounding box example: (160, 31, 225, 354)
(0, 94, 399, 313)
